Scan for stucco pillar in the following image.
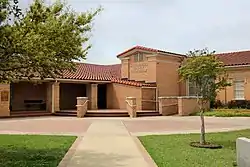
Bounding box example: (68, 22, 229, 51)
(158, 97, 163, 115)
(126, 97, 137, 118)
(76, 97, 88, 118)
(53, 82, 60, 112)
(91, 84, 98, 110)
(0, 84, 10, 117)
(46, 82, 53, 113)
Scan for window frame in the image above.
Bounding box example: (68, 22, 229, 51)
(234, 80, 245, 100)
(134, 53, 144, 62)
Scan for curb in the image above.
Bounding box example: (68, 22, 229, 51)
(57, 136, 84, 167)
(132, 136, 158, 167)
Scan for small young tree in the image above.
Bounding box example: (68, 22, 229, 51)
(178, 48, 230, 145)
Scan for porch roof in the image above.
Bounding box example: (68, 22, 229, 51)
(61, 63, 155, 87)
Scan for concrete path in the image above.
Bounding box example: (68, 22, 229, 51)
(64, 120, 153, 167)
(1, 116, 250, 167)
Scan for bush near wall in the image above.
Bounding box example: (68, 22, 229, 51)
(191, 109, 250, 117)
(211, 100, 250, 109)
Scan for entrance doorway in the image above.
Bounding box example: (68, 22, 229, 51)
(60, 83, 86, 110)
(97, 84, 107, 109)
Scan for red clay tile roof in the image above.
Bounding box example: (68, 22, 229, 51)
(61, 63, 155, 87)
(216, 50, 250, 66)
(111, 79, 156, 87)
(62, 63, 121, 81)
(117, 45, 185, 57)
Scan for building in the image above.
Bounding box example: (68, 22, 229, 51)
(0, 46, 249, 117)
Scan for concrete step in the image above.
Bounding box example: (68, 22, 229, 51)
(3, 111, 52, 118)
(53, 111, 77, 117)
(137, 111, 161, 117)
(85, 112, 129, 117)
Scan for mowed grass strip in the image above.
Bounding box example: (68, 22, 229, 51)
(0, 134, 76, 167)
(139, 129, 250, 167)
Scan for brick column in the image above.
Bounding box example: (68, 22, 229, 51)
(158, 97, 163, 115)
(0, 84, 10, 117)
(76, 97, 88, 118)
(91, 84, 98, 110)
(53, 82, 60, 112)
(46, 82, 53, 113)
(126, 97, 137, 118)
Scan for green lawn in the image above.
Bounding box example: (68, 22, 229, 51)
(0, 134, 76, 167)
(139, 129, 250, 167)
(192, 109, 250, 117)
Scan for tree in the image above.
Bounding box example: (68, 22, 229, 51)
(178, 48, 230, 145)
(0, 0, 101, 82)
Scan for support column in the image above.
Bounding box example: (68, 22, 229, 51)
(0, 84, 10, 117)
(46, 82, 53, 113)
(126, 97, 137, 118)
(53, 82, 60, 112)
(91, 84, 98, 110)
(76, 97, 88, 118)
(158, 97, 163, 115)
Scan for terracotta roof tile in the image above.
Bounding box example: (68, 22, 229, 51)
(117, 45, 184, 57)
(216, 50, 250, 66)
(61, 63, 155, 87)
(61, 63, 121, 81)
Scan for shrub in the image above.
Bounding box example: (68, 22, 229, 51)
(227, 100, 250, 109)
(210, 100, 224, 109)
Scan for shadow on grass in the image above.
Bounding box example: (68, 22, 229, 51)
(0, 147, 68, 167)
(66, 149, 134, 167)
(0, 147, 135, 167)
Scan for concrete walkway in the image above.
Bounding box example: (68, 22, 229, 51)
(63, 120, 154, 167)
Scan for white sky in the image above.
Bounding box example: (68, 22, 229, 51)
(19, 0, 250, 65)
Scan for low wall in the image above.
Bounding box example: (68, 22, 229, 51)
(178, 96, 200, 116)
(158, 97, 178, 116)
(237, 137, 250, 167)
(158, 96, 208, 116)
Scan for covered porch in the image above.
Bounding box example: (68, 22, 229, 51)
(9, 80, 110, 114)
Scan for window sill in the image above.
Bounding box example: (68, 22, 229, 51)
(233, 98, 245, 101)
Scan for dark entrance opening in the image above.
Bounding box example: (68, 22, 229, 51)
(97, 84, 107, 109)
(60, 83, 86, 110)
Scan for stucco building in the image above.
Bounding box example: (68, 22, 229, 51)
(0, 46, 249, 117)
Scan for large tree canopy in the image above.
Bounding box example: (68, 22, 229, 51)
(0, 0, 101, 82)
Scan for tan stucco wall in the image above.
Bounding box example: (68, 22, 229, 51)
(0, 84, 10, 116)
(120, 52, 157, 82)
(11, 82, 46, 111)
(178, 98, 199, 116)
(217, 68, 250, 103)
(156, 54, 182, 96)
(129, 53, 150, 82)
(107, 83, 142, 109)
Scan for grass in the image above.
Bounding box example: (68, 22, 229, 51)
(0, 134, 76, 167)
(139, 129, 250, 167)
(192, 109, 250, 117)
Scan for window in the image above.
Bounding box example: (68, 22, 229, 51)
(188, 80, 197, 96)
(234, 80, 244, 100)
(134, 53, 144, 62)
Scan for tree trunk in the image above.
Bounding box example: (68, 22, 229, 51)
(200, 108, 206, 145)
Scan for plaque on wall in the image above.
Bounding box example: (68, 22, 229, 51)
(131, 63, 148, 73)
(1, 91, 9, 102)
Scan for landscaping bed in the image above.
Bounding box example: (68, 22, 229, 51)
(0, 134, 76, 167)
(192, 109, 250, 117)
(139, 129, 250, 167)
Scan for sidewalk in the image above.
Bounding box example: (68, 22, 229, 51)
(61, 120, 155, 167)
